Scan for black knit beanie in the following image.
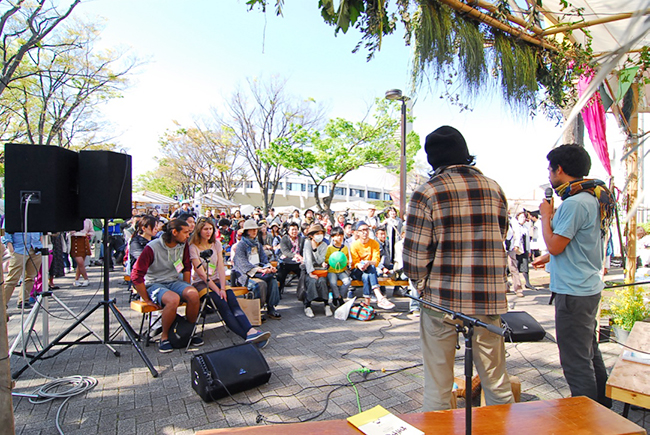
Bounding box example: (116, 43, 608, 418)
(424, 126, 471, 170)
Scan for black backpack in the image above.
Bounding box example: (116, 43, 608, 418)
(168, 315, 195, 348)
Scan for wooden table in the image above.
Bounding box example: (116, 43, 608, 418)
(607, 321, 650, 416)
(196, 397, 646, 435)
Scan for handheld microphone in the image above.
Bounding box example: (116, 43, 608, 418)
(544, 187, 554, 203)
(199, 249, 213, 260)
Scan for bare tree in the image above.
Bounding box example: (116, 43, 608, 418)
(220, 75, 324, 213)
(1, 20, 137, 148)
(158, 121, 247, 201)
(0, 0, 82, 97)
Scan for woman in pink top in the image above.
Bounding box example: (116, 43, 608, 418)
(189, 218, 270, 348)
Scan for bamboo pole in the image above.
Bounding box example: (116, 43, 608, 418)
(433, 0, 559, 51)
(625, 83, 640, 284)
(471, 0, 545, 35)
(0, 244, 15, 435)
(541, 9, 650, 36)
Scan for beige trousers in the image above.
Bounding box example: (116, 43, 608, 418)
(4, 250, 42, 305)
(420, 308, 514, 411)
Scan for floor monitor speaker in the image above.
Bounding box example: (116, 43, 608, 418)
(191, 343, 271, 402)
(78, 150, 132, 218)
(4, 144, 83, 233)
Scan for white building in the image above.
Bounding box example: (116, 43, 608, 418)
(232, 166, 400, 210)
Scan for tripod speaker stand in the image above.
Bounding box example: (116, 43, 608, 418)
(12, 220, 158, 379)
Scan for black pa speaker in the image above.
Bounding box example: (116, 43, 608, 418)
(501, 311, 546, 342)
(191, 343, 271, 402)
(5, 144, 83, 233)
(78, 150, 132, 218)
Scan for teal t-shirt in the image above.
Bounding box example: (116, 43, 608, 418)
(549, 191, 604, 296)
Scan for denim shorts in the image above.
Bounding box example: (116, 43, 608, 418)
(146, 280, 192, 305)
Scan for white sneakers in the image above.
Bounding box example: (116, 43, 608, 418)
(304, 307, 315, 318)
(377, 297, 395, 310)
(325, 305, 333, 317)
(73, 279, 90, 287)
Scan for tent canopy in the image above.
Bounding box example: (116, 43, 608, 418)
(198, 192, 238, 208)
(135, 190, 176, 205)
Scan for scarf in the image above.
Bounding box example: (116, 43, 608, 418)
(555, 178, 616, 238)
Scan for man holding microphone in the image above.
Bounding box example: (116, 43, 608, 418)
(532, 144, 615, 407)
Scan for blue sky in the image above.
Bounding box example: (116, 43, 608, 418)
(75, 0, 623, 201)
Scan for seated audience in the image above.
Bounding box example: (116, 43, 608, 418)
(190, 218, 270, 348)
(350, 221, 395, 310)
(325, 226, 351, 308)
(277, 222, 304, 293)
(131, 219, 202, 353)
(232, 219, 282, 319)
(302, 223, 331, 317)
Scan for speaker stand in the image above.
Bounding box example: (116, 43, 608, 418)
(11, 220, 158, 379)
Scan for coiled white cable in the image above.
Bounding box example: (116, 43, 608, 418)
(28, 375, 98, 435)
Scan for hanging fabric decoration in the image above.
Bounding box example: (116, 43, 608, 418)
(578, 69, 612, 176)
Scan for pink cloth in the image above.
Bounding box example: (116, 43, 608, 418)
(578, 71, 612, 176)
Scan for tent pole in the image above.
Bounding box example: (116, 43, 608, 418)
(625, 83, 640, 284)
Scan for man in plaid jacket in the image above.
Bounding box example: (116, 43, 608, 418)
(403, 126, 514, 411)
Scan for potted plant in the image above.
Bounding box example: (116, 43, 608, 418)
(603, 286, 650, 343)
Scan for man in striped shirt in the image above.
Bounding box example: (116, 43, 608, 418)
(403, 126, 514, 411)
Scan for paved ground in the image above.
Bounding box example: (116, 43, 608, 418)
(6, 265, 650, 434)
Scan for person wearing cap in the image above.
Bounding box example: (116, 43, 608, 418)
(256, 220, 274, 260)
(268, 222, 282, 258)
(302, 223, 331, 317)
(232, 219, 282, 319)
(403, 125, 513, 411)
(266, 208, 282, 227)
(350, 221, 395, 309)
(171, 200, 196, 220)
(366, 206, 380, 239)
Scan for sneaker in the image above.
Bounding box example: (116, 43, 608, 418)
(159, 340, 173, 353)
(73, 280, 82, 287)
(377, 298, 395, 310)
(245, 331, 271, 345)
(80, 279, 90, 287)
(267, 310, 282, 320)
(410, 309, 421, 317)
(325, 305, 333, 317)
(190, 336, 204, 347)
(516, 291, 525, 297)
(347, 290, 355, 300)
(304, 307, 315, 318)
(16, 301, 33, 309)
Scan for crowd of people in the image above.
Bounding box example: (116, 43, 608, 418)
(122, 201, 412, 352)
(1, 127, 617, 414)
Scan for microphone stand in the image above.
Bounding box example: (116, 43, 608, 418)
(186, 252, 219, 352)
(406, 294, 506, 435)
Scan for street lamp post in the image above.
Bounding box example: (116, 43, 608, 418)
(385, 89, 409, 217)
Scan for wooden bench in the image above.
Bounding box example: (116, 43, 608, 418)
(338, 277, 409, 287)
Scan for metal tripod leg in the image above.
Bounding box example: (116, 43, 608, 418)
(185, 293, 216, 353)
(8, 295, 44, 356)
(106, 300, 158, 377)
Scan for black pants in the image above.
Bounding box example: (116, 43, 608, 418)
(277, 262, 302, 292)
(555, 293, 611, 408)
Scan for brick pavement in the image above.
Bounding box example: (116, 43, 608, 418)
(6, 266, 649, 434)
